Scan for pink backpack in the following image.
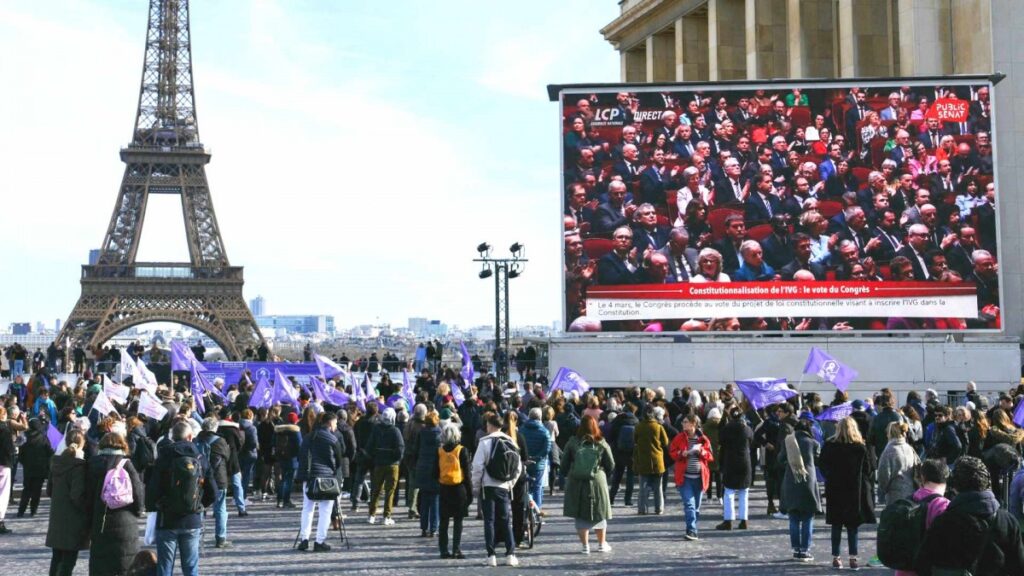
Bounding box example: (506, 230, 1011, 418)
(101, 458, 134, 509)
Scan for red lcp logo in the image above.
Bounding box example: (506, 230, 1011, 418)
(926, 98, 970, 122)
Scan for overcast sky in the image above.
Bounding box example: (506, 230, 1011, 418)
(0, 1, 619, 331)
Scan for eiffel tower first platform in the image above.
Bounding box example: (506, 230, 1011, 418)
(58, 0, 262, 360)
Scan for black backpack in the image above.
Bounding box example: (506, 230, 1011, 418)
(486, 436, 521, 482)
(161, 454, 205, 517)
(617, 424, 636, 453)
(876, 492, 941, 570)
(132, 433, 158, 473)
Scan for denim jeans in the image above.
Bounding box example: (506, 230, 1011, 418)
(527, 464, 546, 510)
(788, 510, 814, 553)
(279, 461, 296, 503)
(678, 477, 703, 534)
(230, 472, 246, 512)
(723, 487, 748, 521)
(831, 524, 859, 557)
(156, 526, 201, 576)
(482, 486, 513, 557)
(638, 474, 664, 514)
(213, 488, 228, 540)
(239, 456, 256, 498)
(418, 490, 440, 533)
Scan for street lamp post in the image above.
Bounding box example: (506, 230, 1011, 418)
(474, 243, 527, 384)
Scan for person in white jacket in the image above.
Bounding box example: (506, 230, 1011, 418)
(472, 413, 523, 568)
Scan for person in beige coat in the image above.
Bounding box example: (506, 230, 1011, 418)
(633, 405, 669, 515)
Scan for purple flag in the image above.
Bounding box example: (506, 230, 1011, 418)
(364, 372, 378, 400)
(816, 402, 854, 422)
(273, 369, 299, 406)
(803, 347, 858, 392)
(451, 379, 465, 407)
(171, 341, 206, 372)
(735, 377, 797, 410)
(348, 372, 365, 411)
(400, 370, 415, 406)
(459, 342, 475, 384)
(47, 423, 63, 451)
(549, 367, 591, 395)
(1013, 396, 1024, 428)
(189, 368, 206, 415)
(248, 375, 273, 409)
(314, 354, 346, 379)
(298, 377, 311, 398)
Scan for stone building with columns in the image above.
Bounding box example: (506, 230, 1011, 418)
(547, 0, 1022, 398)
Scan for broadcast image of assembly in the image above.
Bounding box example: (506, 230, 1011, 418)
(561, 81, 998, 334)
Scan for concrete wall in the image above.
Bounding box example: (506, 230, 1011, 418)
(680, 11, 709, 81)
(747, 0, 788, 80)
(649, 30, 676, 82)
(708, 0, 747, 80)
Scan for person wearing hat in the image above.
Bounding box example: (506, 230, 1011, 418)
(274, 412, 302, 509)
(365, 407, 405, 526)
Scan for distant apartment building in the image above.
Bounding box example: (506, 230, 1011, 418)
(256, 315, 334, 334)
(250, 295, 266, 317)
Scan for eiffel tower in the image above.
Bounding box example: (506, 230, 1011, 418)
(58, 0, 262, 360)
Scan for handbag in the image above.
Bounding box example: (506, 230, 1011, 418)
(305, 445, 341, 501)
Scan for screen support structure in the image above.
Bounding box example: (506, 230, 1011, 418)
(474, 244, 527, 384)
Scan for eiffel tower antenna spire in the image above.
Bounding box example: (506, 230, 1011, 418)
(59, 0, 263, 359)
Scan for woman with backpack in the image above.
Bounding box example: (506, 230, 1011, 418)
(777, 418, 821, 562)
(560, 414, 614, 554)
(46, 429, 89, 576)
(819, 416, 876, 570)
(885, 459, 949, 576)
(877, 421, 921, 505)
(503, 411, 531, 549)
(294, 411, 343, 552)
(126, 417, 156, 485)
(669, 414, 713, 541)
(86, 432, 143, 576)
(436, 422, 472, 559)
(414, 411, 442, 537)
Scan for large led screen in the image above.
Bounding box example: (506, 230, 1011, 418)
(560, 80, 1000, 333)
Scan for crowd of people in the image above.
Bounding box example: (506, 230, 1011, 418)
(563, 85, 1000, 332)
(3, 358, 1024, 574)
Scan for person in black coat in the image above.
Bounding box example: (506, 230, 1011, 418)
(437, 423, 473, 559)
(716, 407, 753, 530)
(415, 414, 443, 537)
(294, 412, 343, 551)
(196, 417, 233, 547)
(17, 417, 53, 517)
(86, 433, 144, 576)
(819, 418, 876, 570)
(46, 430, 89, 576)
(917, 456, 1024, 574)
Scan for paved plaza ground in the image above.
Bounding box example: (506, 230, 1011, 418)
(0, 473, 887, 576)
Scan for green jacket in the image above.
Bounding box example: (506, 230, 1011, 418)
(632, 418, 669, 475)
(560, 436, 615, 523)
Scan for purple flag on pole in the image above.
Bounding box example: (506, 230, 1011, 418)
(248, 375, 273, 409)
(1013, 396, 1024, 428)
(400, 370, 415, 406)
(459, 341, 475, 384)
(549, 367, 591, 395)
(451, 379, 465, 407)
(171, 341, 206, 372)
(314, 354, 346, 379)
(815, 402, 854, 422)
(735, 378, 796, 410)
(273, 369, 299, 406)
(47, 423, 63, 451)
(803, 347, 858, 392)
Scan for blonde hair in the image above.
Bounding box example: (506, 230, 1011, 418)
(831, 417, 864, 445)
(887, 421, 909, 440)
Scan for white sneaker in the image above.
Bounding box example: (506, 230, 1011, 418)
(597, 542, 612, 553)
(367, 515, 377, 524)
(581, 545, 591, 555)
(771, 512, 788, 520)
(383, 517, 395, 526)
(486, 555, 497, 567)
(506, 554, 519, 567)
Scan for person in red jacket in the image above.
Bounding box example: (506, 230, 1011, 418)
(670, 414, 713, 540)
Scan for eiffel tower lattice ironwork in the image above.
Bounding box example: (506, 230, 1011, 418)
(58, 0, 262, 360)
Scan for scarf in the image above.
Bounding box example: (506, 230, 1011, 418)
(785, 433, 808, 483)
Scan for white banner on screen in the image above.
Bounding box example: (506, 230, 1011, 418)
(587, 295, 978, 320)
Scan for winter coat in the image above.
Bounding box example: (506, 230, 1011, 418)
(607, 411, 639, 456)
(984, 424, 1024, 452)
(367, 423, 405, 467)
(86, 450, 143, 576)
(927, 421, 962, 464)
(876, 438, 920, 505)
(819, 441, 876, 527)
(294, 427, 343, 484)
(216, 421, 243, 475)
(414, 425, 442, 492)
(632, 417, 669, 475)
(257, 418, 278, 464)
(559, 436, 614, 523)
(554, 407, 581, 449)
(916, 489, 1024, 575)
(335, 422, 355, 478)
(239, 419, 259, 461)
(0, 421, 15, 467)
(403, 416, 425, 468)
(704, 418, 721, 473)
(353, 417, 377, 467)
(195, 430, 231, 489)
(777, 430, 821, 515)
(521, 418, 553, 475)
(868, 407, 904, 457)
(46, 450, 90, 551)
(144, 440, 217, 531)
(669, 430, 713, 489)
(718, 418, 754, 489)
(1010, 468, 1024, 527)
(437, 442, 473, 518)
(18, 424, 54, 478)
